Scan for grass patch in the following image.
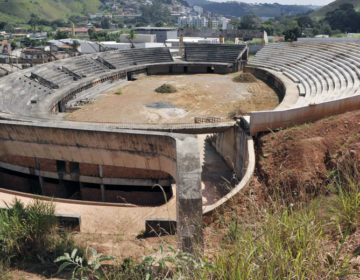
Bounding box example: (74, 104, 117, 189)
(232, 73, 257, 83)
(0, 199, 82, 275)
(114, 89, 123, 95)
(155, 83, 177, 94)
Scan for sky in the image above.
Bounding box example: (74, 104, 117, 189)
(210, 0, 334, 5)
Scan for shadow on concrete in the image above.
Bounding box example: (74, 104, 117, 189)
(200, 139, 234, 206)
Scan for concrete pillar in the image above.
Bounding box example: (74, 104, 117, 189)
(219, 35, 224, 44)
(34, 158, 44, 194)
(179, 35, 184, 57)
(98, 165, 105, 202)
(176, 136, 203, 256)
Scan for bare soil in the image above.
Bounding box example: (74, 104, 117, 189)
(66, 73, 279, 124)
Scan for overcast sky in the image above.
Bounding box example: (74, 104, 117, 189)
(210, 0, 334, 5)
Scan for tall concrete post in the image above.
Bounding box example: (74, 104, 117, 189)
(98, 165, 105, 202)
(179, 35, 184, 57)
(219, 35, 224, 44)
(175, 136, 203, 255)
(35, 158, 44, 194)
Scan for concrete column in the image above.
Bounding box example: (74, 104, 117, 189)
(98, 165, 105, 202)
(176, 136, 203, 256)
(179, 35, 184, 57)
(219, 35, 224, 44)
(34, 158, 44, 194)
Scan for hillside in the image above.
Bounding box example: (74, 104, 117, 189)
(0, 0, 102, 22)
(186, 0, 319, 18)
(311, 0, 360, 18)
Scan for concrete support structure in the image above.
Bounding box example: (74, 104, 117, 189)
(34, 158, 44, 194)
(98, 165, 105, 202)
(176, 136, 203, 254)
(219, 35, 224, 44)
(0, 120, 203, 254)
(179, 35, 184, 57)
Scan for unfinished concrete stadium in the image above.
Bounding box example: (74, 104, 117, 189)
(0, 38, 359, 253)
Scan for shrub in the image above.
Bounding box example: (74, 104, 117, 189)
(232, 73, 257, 83)
(328, 154, 360, 234)
(55, 247, 115, 280)
(0, 198, 79, 269)
(0, 199, 57, 264)
(155, 84, 177, 94)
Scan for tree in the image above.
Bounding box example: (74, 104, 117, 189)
(229, 18, 241, 29)
(10, 41, 17, 51)
(28, 13, 40, 32)
(88, 27, 96, 39)
(297, 16, 313, 30)
(240, 14, 262, 30)
(101, 17, 111, 29)
(283, 26, 301, 42)
(0, 22, 7, 30)
(325, 3, 360, 33)
(72, 40, 80, 52)
(55, 30, 69, 40)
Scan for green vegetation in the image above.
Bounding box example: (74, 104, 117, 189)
(55, 247, 115, 280)
(114, 89, 123, 95)
(195, 1, 315, 19)
(311, 0, 360, 18)
(232, 73, 257, 83)
(0, 0, 102, 23)
(2, 155, 360, 279)
(0, 198, 80, 274)
(88, 28, 121, 42)
(324, 3, 360, 33)
(155, 83, 177, 94)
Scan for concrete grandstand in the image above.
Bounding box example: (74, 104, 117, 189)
(0, 39, 359, 253)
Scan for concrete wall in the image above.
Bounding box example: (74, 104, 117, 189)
(0, 155, 170, 180)
(147, 63, 232, 75)
(248, 43, 263, 55)
(250, 95, 360, 135)
(213, 125, 248, 179)
(0, 120, 203, 254)
(245, 66, 285, 102)
(0, 121, 177, 177)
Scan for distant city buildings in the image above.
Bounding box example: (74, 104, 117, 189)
(178, 16, 230, 30)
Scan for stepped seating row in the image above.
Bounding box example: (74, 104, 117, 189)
(0, 47, 174, 117)
(249, 41, 360, 106)
(98, 48, 173, 69)
(184, 43, 247, 64)
(32, 66, 76, 88)
(65, 56, 110, 77)
(0, 75, 52, 114)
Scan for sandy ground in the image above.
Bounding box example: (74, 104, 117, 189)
(66, 73, 279, 124)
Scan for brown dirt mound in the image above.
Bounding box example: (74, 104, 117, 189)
(256, 110, 360, 203)
(232, 73, 257, 83)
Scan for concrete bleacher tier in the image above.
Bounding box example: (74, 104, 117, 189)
(65, 56, 110, 77)
(0, 47, 174, 118)
(184, 43, 247, 64)
(98, 47, 173, 69)
(248, 40, 360, 106)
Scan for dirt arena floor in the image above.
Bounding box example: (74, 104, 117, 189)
(66, 72, 279, 124)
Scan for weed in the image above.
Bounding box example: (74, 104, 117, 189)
(155, 84, 177, 94)
(0, 199, 57, 264)
(55, 247, 115, 280)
